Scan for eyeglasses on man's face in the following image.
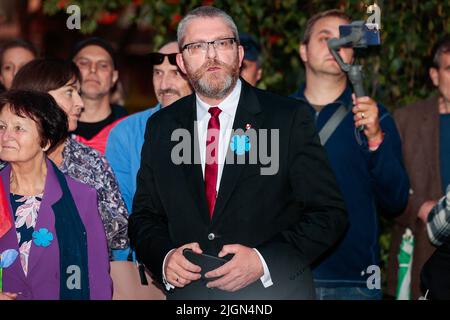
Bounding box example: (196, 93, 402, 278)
(181, 37, 237, 55)
(149, 52, 178, 66)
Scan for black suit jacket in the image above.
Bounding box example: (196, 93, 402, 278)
(129, 80, 348, 299)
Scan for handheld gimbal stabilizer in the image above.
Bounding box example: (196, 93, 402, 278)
(327, 21, 380, 130)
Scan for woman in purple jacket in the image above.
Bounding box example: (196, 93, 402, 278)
(0, 90, 111, 300)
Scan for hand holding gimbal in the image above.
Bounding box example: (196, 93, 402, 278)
(327, 21, 380, 130)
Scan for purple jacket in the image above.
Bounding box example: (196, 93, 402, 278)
(0, 158, 112, 300)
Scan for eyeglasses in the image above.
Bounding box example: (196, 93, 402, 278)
(149, 52, 178, 66)
(181, 37, 237, 55)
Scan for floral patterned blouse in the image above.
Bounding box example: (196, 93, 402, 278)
(61, 138, 129, 256)
(11, 193, 43, 276)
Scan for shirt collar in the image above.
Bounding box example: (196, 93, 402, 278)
(196, 79, 242, 121)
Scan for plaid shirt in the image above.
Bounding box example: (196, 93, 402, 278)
(427, 185, 450, 246)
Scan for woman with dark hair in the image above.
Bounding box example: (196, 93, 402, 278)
(0, 90, 111, 299)
(11, 58, 129, 260)
(0, 39, 37, 91)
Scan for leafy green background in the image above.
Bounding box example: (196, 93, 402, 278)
(44, 0, 450, 106)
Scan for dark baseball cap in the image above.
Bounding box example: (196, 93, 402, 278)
(71, 37, 117, 68)
(239, 32, 261, 62)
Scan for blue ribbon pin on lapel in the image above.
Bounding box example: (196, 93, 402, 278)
(32, 228, 54, 247)
(230, 134, 251, 155)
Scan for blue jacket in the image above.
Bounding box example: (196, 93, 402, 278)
(106, 104, 161, 212)
(105, 105, 161, 261)
(292, 84, 409, 287)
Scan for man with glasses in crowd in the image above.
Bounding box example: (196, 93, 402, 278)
(129, 6, 347, 299)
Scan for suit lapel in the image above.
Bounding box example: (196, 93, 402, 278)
(27, 158, 62, 276)
(427, 96, 442, 195)
(415, 96, 441, 196)
(212, 82, 263, 223)
(175, 95, 211, 224)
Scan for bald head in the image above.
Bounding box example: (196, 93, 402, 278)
(159, 41, 179, 54)
(153, 41, 192, 107)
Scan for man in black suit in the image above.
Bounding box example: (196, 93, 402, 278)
(129, 6, 348, 300)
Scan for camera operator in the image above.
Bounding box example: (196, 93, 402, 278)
(291, 9, 409, 300)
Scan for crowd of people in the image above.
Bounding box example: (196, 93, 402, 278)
(0, 5, 448, 300)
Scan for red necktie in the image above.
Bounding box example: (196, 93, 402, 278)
(205, 106, 222, 218)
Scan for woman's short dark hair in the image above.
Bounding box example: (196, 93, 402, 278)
(11, 58, 81, 93)
(0, 39, 38, 67)
(0, 90, 68, 153)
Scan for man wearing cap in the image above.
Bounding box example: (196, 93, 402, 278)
(239, 32, 262, 86)
(106, 41, 192, 213)
(72, 37, 128, 154)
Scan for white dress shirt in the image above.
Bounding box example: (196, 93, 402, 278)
(163, 79, 273, 290)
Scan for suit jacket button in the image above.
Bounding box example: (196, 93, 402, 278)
(208, 233, 215, 240)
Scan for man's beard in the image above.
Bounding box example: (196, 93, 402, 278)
(185, 55, 240, 100)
